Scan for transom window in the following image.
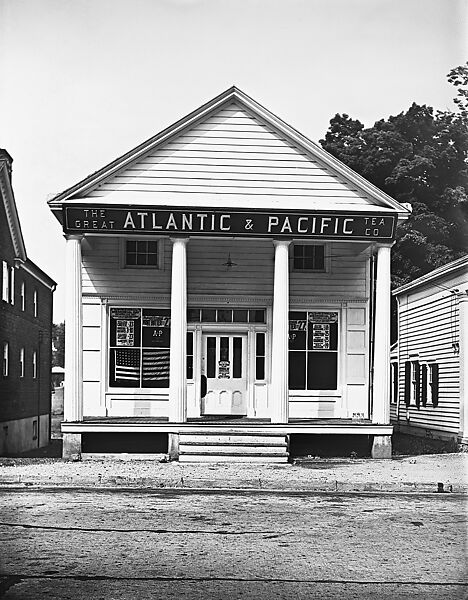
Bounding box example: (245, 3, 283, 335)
(187, 308, 265, 324)
(293, 244, 325, 271)
(125, 240, 159, 267)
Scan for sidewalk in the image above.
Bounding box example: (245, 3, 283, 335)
(0, 452, 466, 493)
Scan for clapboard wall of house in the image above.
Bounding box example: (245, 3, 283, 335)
(85, 103, 379, 212)
(80, 236, 370, 417)
(81, 237, 369, 300)
(393, 267, 466, 437)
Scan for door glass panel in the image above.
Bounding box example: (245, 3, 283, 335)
(220, 337, 229, 361)
(207, 337, 216, 378)
(233, 337, 242, 379)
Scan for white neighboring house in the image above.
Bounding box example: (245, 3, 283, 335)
(391, 256, 468, 446)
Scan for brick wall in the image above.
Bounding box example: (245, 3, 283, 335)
(0, 202, 54, 423)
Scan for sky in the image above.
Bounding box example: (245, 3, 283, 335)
(0, 0, 465, 322)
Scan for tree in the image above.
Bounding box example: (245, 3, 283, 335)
(320, 66, 468, 288)
(52, 322, 65, 368)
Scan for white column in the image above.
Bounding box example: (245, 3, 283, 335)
(459, 295, 468, 443)
(270, 240, 291, 423)
(64, 235, 83, 422)
(169, 237, 188, 422)
(372, 245, 391, 424)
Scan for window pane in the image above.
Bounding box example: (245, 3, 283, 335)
(187, 332, 193, 355)
(307, 352, 337, 390)
(127, 241, 136, 252)
(142, 309, 171, 348)
(256, 332, 265, 356)
(109, 308, 141, 347)
(256, 357, 265, 381)
(249, 309, 265, 323)
(207, 337, 216, 378)
(233, 309, 248, 322)
(136, 254, 146, 265)
(289, 313, 307, 350)
(202, 309, 216, 322)
(187, 308, 201, 322)
(126, 253, 137, 265)
(187, 356, 193, 380)
(220, 337, 229, 361)
(142, 348, 170, 388)
(314, 245, 325, 270)
(289, 352, 306, 389)
(111, 348, 141, 388)
(217, 309, 232, 323)
(233, 337, 242, 378)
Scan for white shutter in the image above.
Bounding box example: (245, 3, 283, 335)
(2, 261, 8, 302)
(9, 266, 14, 304)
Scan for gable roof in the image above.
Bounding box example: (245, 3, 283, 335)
(393, 255, 468, 296)
(48, 87, 411, 218)
(0, 150, 27, 262)
(0, 150, 56, 290)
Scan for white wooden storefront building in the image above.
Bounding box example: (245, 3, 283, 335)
(49, 88, 411, 461)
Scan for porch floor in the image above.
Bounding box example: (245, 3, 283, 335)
(62, 417, 393, 436)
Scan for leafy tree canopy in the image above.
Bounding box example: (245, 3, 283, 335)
(320, 63, 468, 288)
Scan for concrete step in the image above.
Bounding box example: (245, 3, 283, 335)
(180, 434, 287, 445)
(179, 444, 287, 455)
(177, 432, 289, 463)
(179, 454, 289, 463)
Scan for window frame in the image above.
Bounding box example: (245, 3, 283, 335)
(288, 309, 340, 392)
(33, 289, 38, 317)
(291, 242, 329, 273)
(120, 238, 164, 270)
(21, 281, 25, 311)
(32, 350, 37, 379)
(19, 347, 25, 378)
(2, 342, 9, 377)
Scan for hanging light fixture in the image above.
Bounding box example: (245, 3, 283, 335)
(223, 253, 238, 268)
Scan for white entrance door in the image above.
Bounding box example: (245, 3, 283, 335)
(202, 333, 248, 415)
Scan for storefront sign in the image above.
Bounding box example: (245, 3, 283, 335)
(64, 206, 397, 240)
(218, 360, 230, 378)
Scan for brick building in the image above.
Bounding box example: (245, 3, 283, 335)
(0, 150, 56, 454)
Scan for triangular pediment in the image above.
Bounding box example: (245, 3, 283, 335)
(49, 88, 410, 217)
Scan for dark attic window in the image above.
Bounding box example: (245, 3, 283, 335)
(293, 244, 325, 271)
(125, 240, 159, 267)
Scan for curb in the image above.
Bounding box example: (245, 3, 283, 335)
(0, 476, 465, 494)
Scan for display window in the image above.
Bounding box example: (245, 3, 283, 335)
(109, 307, 171, 388)
(288, 311, 339, 390)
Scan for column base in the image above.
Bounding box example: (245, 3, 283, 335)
(371, 435, 392, 459)
(63, 433, 82, 461)
(168, 433, 180, 461)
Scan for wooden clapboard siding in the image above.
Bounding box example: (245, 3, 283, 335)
(394, 273, 464, 436)
(85, 102, 378, 211)
(81, 236, 172, 295)
(290, 243, 368, 299)
(82, 237, 369, 300)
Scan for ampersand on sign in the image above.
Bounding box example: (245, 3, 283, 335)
(244, 219, 254, 230)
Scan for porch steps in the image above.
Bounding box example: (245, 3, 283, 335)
(178, 431, 289, 463)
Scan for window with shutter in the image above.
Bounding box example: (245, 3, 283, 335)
(421, 364, 427, 407)
(404, 361, 411, 405)
(430, 363, 439, 407)
(414, 361, 421, 408)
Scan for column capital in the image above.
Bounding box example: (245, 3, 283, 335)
(170, 236, 190, 244)
(272, 239, 292, 247)
(64, 233, 84, 242)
